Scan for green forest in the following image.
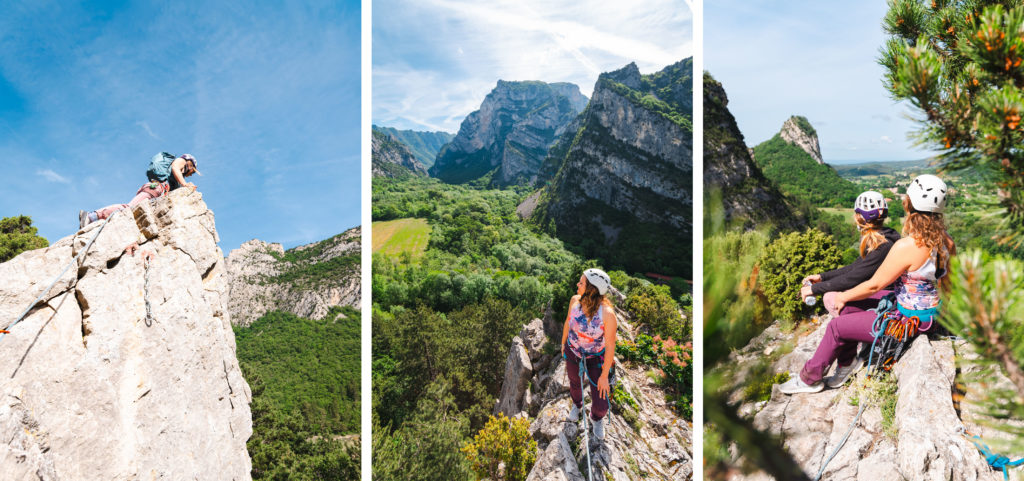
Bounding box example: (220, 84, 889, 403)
(372, 176, 691, 479)
(235, 307, 361, 480)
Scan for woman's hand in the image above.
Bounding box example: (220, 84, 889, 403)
(802, 274, 821, 285)
(597, 372, 610, 399)
(833, 292, 847, 313)
(799, 285, 813, 300)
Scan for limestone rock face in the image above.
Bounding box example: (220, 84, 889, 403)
(372, 129, 429, 178)
(532, 59, 693, 274)
(430, 80, 588, 186)
(497, 318, 693, 480)
(703, 73, 802, 229)
(778, 115, 823, 164)
(225, 227, 360, 326)
(0, 189, 252, 480)
(727, 317, 1005, 481)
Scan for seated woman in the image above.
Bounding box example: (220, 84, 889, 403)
(801, 190, 901, 317)
(780, 175, 955, 393)
(561, 268, 617, 440)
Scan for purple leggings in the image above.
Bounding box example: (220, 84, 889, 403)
(94, 182, 167, 220)
(565, 346, 609, 421)
(799, 290, 891, 385)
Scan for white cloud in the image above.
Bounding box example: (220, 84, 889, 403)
(37, 168, 70, 184)
(136, 121, 161, 140)
(880, 135, 893, 143)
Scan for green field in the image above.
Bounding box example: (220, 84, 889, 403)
(819, 207, 856, 225)
(372, 218, 430, 258)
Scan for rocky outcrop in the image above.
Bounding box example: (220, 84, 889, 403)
(532, 59, 693, 275)
(372, 125, 454, 169)
(703, 72, 803, 230)
(496, 318, 692, 480)
(372, 129, 429, 178)
(225, 227, 360, 326)
(430, 80, 588, 186)
(725, 317, 1009, 481)
(778, 116, 822, 164)
(0, 189, 252, 480)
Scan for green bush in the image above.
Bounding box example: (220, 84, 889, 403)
(461, 413, 537, 481)
(623, 283, 686, 341)
(758, 229, 843, 322)
(0, 216, 48, 263)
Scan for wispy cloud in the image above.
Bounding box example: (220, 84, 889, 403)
(136, 121, 161, 140)
(36, 168, 70, 184)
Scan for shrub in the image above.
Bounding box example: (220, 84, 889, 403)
(461, 413, 537, 481)
(0, 216, 48, 263)
(758, 229, 843, 322)
(623, 283, 685, 341)
(618, 334, 692, 418)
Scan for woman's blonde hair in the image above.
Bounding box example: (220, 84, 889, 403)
(902, 196, 956, 287)
(579, 278, 610, 319)
(855, 212, 888, 257)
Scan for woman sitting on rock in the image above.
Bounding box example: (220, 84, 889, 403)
(801, 190, 901, 317)
(780, 175, 955, 394)
(561, 268, 618, 440)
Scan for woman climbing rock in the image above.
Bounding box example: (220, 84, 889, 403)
(779, 174, 955, 394)
(79, 153, 201, 228)
(801, 190, 901, 318)
(561, 268, 617, 440)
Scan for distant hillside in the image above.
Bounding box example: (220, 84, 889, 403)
(751, 116, 860, 208)
(833, 159, 933, 178)
(372, 125, 453, 169)
(372, 130, 429, 178)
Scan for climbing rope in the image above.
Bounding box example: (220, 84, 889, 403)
(0, 211, 121, 343)
(959, 427, 1024, 480)
(576, 353, 595, 481)
(143, 256, 154, 327)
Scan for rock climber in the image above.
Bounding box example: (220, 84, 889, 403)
(79, 153, 200, 228)
(779, 174, 955, 394)
(561, 268, 617, 440)
(801, 190, 901, 319)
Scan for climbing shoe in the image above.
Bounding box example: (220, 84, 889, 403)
(826, 360, 862, 388)
(79, 210, 88, 229)
(592, 417, 606, 440)
(567, 404, 580, 422)
(778, 375, 823, 395)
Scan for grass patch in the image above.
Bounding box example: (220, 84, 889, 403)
(743, 368, 789, 403)
(848, 372, 899, 439)
(372, 218, 430, 259)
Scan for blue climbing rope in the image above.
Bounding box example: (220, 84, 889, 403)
(0, 211, 120, 344)
(968, 434, 1024, 480)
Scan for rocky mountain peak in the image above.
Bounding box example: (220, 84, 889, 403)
(602, 62, 642, 90)
(0, 189, 252, 479)
(372, 129, 429, 178)
(779, 115, 823, 164)
(429, 80, 588, 186)
(497, 317, 692, 480)
(225, 227, 360, 326)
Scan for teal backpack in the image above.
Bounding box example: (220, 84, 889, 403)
(146, 152, 176, 182)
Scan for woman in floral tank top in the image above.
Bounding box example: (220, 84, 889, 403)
(780, 175, 956, 394)
(560, 268, 618, 440)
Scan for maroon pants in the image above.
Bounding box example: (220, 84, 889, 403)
(565, 346, 609, 421)
(799, 290, 891, 385)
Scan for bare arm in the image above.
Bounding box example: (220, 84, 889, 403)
(837, 238, 920, 306)
(561, 296, 579, 355)
(597, 304, 617, 399)
(171, 158, 196, 191)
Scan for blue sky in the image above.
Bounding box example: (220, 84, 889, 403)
(706, 1, 931, 163)
(0, 0, 361, 253)
(373, 0, 693, 133)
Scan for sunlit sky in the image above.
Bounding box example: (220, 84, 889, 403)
(706, 1, 931, 163)
(373, 0, 693, 133)
(0, 0, 361, 251)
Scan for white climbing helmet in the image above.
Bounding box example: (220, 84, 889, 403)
(583, 268, 611, 296)
(854, 191, 888, 221)
(906, 174, 948, 213)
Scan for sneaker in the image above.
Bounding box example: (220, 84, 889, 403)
(592, 417, 606, 440)
(567, 404, 580, 422)
(826, 360, 863, 388)
(778, 375, 824, 395)
(79, 210, 88, 229)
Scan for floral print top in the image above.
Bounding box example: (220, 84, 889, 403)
(567, 301, 605, 357)
(895, 250, 946, 311)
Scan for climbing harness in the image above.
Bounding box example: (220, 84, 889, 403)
(143, 256, 154, 327)
(0, 211, 122, 344)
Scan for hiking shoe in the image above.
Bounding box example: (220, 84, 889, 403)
(778, 375, 823, 395)
(567, 404, 580, 422)
(592, 417, 606, 440)
(79, 210, 88, 229)
(826, 360, 863, 388)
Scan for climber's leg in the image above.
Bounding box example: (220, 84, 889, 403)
(127, 182, 166, 208)
(586, 356, 609, 420)
(95, 204, 128, 221)
(800, 309, 878, 384)
(837, 290, 891, 316)
(565, 346, 584, 409)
